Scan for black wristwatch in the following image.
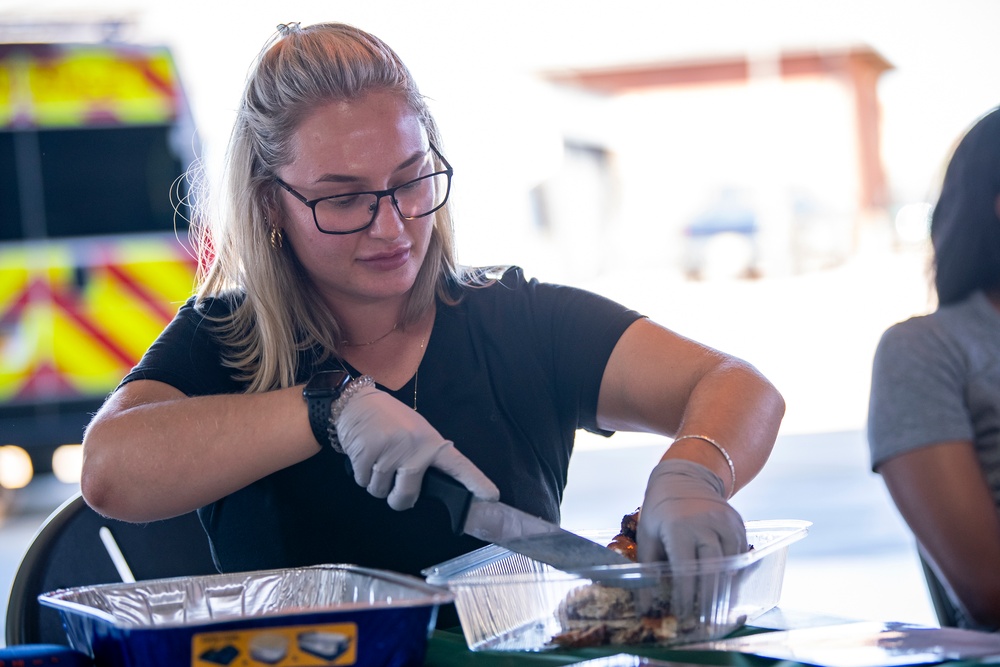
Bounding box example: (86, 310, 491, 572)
(303, 369, 352, 450)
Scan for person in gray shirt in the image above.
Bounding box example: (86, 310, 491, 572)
(868, 105, 1000, 630)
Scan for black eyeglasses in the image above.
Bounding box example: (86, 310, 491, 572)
(274, 144, 453, 235)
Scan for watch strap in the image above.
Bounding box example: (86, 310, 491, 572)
(307, 374, 376, 453)
(305, 370, 351, 451)
(308, 396, 336, 451)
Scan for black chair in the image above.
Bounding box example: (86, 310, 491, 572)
(918, 551, 963, 628)
(5, 492, 218, 646)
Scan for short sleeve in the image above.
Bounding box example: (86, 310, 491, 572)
(491, 268, 645, 434)
(867, 317, 974, 470)
(119, 296, 243, 396)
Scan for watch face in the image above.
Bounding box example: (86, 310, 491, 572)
(304, 370, 351, 397)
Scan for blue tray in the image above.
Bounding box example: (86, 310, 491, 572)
(39, 564, 453, 667)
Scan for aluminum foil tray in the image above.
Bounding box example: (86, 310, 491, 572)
(39, 564, 453, 667)
(423, 519, 810, 652)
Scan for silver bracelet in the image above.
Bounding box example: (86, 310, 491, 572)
(326, 375, 375, 453)
(672, 434, 737, 499)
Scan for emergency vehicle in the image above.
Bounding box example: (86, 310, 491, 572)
(0, 22, 199, 486)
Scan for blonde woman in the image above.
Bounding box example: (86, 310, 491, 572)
(82, 23, 784, 589)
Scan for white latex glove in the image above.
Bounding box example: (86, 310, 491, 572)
(636, 458, 748, 565)
(636, 459, 748, 622)
(336, 385, 500, 511)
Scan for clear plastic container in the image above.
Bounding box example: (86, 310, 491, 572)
(423, 519, 810, 652)
(39, 564, 453, 667)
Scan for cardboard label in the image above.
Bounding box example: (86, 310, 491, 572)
(191, 622, 357, 666)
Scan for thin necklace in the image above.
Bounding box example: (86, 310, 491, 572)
(412, 336, 426, 412)
(341, 322, 399, 347)
(338, 334, 426, 409)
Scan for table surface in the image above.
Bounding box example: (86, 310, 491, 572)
(424, 627, 750, 666)
(423, 608, 996, 667)
(424, 625, 827, 667)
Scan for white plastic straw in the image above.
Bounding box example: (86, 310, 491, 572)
(99, 526, 136, 583)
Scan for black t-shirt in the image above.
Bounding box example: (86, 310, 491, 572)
(121, 267, 643, 578)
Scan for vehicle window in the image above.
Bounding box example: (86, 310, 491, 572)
(0, 125, 188, 241)
(0, 132, 21, 242)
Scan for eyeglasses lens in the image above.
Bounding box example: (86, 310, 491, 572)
(313, 171, 450, 233)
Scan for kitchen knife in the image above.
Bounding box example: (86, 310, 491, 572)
(419, 467, 633, 572)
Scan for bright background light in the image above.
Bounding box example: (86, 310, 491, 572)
(0, 446, 33, 490)
(51, 445, 83, 484)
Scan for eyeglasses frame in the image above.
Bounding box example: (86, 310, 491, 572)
(273, 144, 453, 235)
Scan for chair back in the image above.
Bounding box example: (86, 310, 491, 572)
(918, 551, 963, 628)
(5, 493, 218, 646)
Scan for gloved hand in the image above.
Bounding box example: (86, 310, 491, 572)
(636, 458, 748, 565)
(636, 459, 747, 622)
(336, 385, 500, 511)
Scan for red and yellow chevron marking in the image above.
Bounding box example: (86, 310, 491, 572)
(1, 43, 181, 129)
(0, 236, 196, 402)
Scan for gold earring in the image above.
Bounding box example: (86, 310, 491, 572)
(269, 226, 283, 249)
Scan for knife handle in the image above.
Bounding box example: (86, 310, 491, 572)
(420, 468, 474, 536)
(342, 457, 472, 536)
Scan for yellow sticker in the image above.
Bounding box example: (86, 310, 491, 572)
(191, 622, 357, 666)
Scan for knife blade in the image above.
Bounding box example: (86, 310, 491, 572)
(419, 467, 633, 571)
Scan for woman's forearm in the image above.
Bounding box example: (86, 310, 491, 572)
(597, 319, 784, 495)
(81, 381, 318, 522)
(881, 442, 1000, 629)
(662, 359, 784, 495)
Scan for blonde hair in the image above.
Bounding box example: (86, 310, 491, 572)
(190, 22, 462, 392)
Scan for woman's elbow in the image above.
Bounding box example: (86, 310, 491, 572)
(765, 377, 786, 421)
(738, 359, 785, 422)
(79, 424, 124, 518)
